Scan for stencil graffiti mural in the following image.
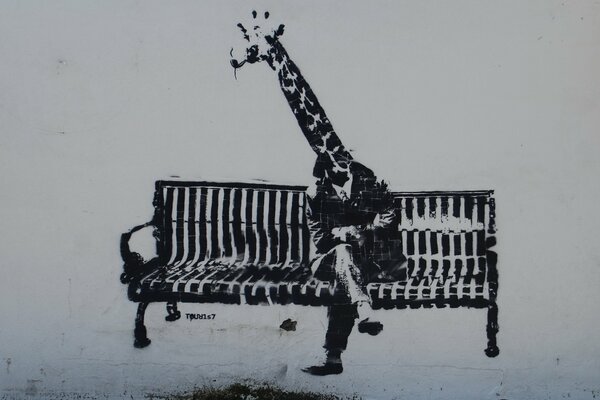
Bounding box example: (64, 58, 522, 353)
(120, 11, 499, 376)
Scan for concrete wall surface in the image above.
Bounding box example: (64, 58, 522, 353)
(1, 1, 599, 399)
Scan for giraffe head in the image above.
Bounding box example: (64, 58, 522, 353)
(230, 11, 285, 71)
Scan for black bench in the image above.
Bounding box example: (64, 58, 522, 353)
(121, 180, 499, 356)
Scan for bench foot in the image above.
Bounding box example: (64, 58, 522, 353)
(165, 301, 181, 322)
(485, 302, 499, 357)
(485, 345, 499, 358)
(134, 302, 151, 348)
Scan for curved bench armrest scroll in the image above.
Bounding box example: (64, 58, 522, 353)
(120, 221, 159, 284)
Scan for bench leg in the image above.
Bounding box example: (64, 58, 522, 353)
(165, 301, 181, 322)
(485, 302, 499, 357)
(134, 302, 151, 348)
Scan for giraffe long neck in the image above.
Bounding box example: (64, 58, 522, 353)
(266, 40, 353, 162)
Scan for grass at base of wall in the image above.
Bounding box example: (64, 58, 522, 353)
(165, 383, 361, 400)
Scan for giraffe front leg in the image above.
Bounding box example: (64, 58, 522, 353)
(165, 301, 181, 322)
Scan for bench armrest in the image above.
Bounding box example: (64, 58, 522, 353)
(120, 221, 159, 284)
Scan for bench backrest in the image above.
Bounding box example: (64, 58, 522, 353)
(395, 191, 496, 258)
(153, 181, 496, 272)
(391, 192, 497, 302)
(153, 181, 311, 268)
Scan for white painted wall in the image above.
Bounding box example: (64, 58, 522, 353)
(1, 1, 599, 399)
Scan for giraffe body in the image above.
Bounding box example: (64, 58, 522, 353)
(232, 12, 406, 375)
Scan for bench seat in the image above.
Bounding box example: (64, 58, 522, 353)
(129, 255, 491, 308)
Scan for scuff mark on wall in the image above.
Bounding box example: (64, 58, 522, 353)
(25, 380, 41, 396)
(280, 319, 297, 331)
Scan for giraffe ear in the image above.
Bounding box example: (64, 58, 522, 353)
(275, 24, 285, 38)
(265, 24, 285, 45)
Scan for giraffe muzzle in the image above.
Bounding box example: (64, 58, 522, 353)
(230, 58, 246, 69)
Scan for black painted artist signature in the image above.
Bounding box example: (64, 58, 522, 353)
(185, 313, 216, 321)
